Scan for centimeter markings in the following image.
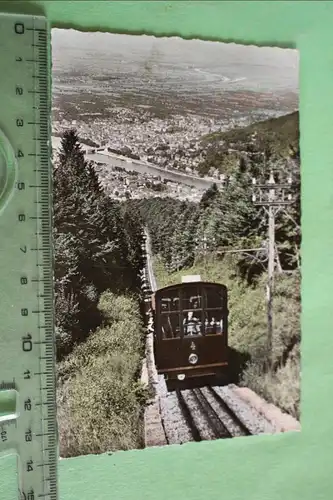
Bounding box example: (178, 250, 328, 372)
(0, 14, 57, 500)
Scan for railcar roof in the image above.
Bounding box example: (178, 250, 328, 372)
(154, 281, 228, 295)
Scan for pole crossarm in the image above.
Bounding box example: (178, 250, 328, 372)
(253, 182, 293, 190)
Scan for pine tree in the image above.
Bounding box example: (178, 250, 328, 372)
(58, 129, 87, 174)
(54, 128, 141, 359)
(87, 161, 103, 195)
(200, 182, 220, 210)
(121, 202, 145, 289)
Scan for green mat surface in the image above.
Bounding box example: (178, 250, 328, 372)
(1, 2, 332, 500)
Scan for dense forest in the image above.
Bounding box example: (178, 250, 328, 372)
(54, 130, 148, 457)
(197, 111, 299, 177)
(54, 129, 144, 359)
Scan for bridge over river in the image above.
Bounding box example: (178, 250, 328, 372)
(52, 136, 222, 190)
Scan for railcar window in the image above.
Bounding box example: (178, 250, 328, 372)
(161, 297, 172, 313)
(161, 313, 181, 339)
(182, 286, 203, 311)
(160, 290, 180, 313)
(159, 288, 181, 338)
(172, 297, 180, 311)
(183, 310, 203, 336)
(203, 286, 224, 310)
(158, 285, 226, 338)
(203, 310, 223, 335)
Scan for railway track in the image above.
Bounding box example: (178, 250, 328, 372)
(158, 383, 275, 446)
(176, 386, 249, 441)
(180, 386, 252, 440)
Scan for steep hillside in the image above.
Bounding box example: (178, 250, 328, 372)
(198, 111, 299, 176)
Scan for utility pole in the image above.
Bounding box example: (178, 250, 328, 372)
(195, 233, 216, 279)
(171, 246, 182, 273)
(251, 169, 294, 369)
(202, 234, 208, 277)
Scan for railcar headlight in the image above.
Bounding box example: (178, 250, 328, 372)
(188, 353, 198, 365)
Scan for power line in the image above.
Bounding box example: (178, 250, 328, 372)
(216, 247, 265, 254)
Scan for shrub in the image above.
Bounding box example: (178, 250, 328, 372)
(57, 291, 149, 457)
(237, 273, 300, 419)
(242, 345, 300, 419)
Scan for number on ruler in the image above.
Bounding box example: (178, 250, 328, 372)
(1, 428, 8, 442)
(25, 429, 32, 442)
(24, 398, 32, 411)
(22, 334, 32, 351)
(21, 488, 35, 500)
(26, 459, 34, 472)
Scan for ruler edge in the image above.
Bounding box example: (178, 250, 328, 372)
(0, 12, 58, 500)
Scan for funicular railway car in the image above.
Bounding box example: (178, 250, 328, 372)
(152, 275, 229, 384)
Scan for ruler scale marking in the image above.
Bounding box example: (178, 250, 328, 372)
(0, 13, 58, 500)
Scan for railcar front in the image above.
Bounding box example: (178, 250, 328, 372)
(153, 280, 229, 383)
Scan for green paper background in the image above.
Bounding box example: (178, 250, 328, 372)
(1, 1, 332, 499)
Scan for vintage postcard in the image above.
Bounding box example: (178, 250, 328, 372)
(52, 30, 300, 457)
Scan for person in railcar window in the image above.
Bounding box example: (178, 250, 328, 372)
(183, 303, 202, 336)
(211, 315, 223, 334)
(203, 312, 223, 335)
(216, 317, 223, 334)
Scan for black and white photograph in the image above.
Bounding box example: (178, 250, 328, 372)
(52, 29, 300, 457)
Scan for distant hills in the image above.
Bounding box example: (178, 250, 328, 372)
(198, 111, 299, 176)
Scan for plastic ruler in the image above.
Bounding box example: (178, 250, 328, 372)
(0, 12, 58, 500)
